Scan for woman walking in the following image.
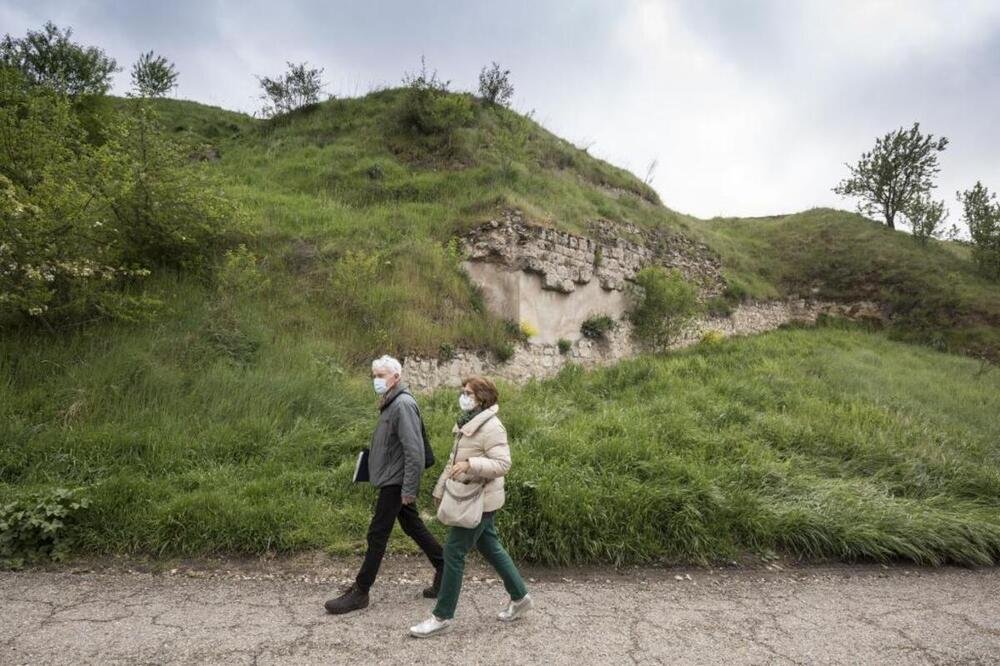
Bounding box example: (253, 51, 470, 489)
(409, 376, 533, 638)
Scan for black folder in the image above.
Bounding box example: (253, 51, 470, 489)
(353, 448, 370, 483)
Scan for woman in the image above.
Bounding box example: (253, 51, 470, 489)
(409, 375, 533, 638)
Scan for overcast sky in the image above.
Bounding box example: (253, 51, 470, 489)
(3, 0, 999, 224)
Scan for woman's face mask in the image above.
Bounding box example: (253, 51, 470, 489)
(458, 392, 477, 411)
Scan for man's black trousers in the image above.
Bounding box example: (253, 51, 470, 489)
(355, 484, 444, 591)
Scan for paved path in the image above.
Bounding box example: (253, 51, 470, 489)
(2, 557, 999, 664)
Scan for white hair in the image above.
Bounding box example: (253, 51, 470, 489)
(371, 354, 402, 376)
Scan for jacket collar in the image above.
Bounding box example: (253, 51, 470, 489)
(454, 403, 499, 436)
(379, 382, 409, 411)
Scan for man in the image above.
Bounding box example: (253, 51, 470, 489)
(325, 355, 444, 614)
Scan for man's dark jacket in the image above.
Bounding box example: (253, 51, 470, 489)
(368, 384, 425, 498)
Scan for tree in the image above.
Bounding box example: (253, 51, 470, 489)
(957, 182, 1000, 280)
(131, 51, 178, 97)
(0, 22, 118, 96)
(257, 61, 324, 117)
(478, 61, 514, 107)
(906, 194, 948, 245)
(834, 122, 948, 230)
(0, 67, 239, 328)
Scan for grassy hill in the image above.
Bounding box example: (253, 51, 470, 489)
(2, 91, 999, 567)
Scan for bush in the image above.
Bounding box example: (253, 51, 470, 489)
(699, 329, 725, 346)
(478, 61, 514, 107)
(494, 341, 515, 363)
(398, 57, 475, 138)
(0, 22, 118, 96)
(257, 61, 324, 118)
(1, 487, 90, 567)
(628, 267, 700, 351)
(557, 338, 572, 354)
(581, 314, 617, 341)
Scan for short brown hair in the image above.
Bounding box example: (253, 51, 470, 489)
(461, 375, 498, 408)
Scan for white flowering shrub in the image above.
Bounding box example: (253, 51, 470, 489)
(0, 68, 241, 327)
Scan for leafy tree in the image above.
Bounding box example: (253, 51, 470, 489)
(957, 182, 1000, 280)
(0, 68, 240, 328)
(628, 267, 699, 351)
(834, 122, 948, 230)
(257, 61, 324, 117)
(131, 50, 178, 97)
(478, 61, 514, 107)
(97, 102, 240, 271)
(0, 22, 118, 96)
(906, 194, 948, 245)
(0, 69, 142, 326)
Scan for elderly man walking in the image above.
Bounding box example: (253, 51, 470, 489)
(325, 355, 445, 614)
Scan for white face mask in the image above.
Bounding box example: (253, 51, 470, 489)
(373, 377, 389, 395)
(458, 393, 477, 411)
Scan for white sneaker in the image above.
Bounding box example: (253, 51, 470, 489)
(498, 593, 533, 622)
(409, 615, 453, 638)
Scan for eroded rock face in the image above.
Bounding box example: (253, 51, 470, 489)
(402, 299, 886, 392)
(462, 209, 725, 296)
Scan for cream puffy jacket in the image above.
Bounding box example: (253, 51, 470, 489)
(432, 404, 510, 513)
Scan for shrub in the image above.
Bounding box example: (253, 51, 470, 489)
(1, 487, 90, 567)
(958, 182, 1000, 281)
(257, 61, 324, 118)
(0, 21, 118, 96)
(494, 341, 515, 363)
(557, 338, 572, 354)
(438, 342, 455, 361)
(478, 61, 514, 107)
(520, 320, 539, 339)
(581, 314, 617, 341)
(699, 329, 725, 346)
(628, 267, 700, 351)
(398, 57, 475, 137)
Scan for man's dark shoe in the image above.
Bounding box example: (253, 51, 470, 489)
(325, 583, 369, 614)
(422, 567, 443, 599)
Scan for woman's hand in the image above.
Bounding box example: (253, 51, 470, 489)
(449, 460, 471, 478)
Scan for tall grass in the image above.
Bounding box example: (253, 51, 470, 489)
(3, 324, 999, 565)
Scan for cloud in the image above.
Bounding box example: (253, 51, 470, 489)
(2, 0, 998, 225)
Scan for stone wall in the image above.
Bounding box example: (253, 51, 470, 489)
(402, 299, 882, 392)
(462, 210, 724, 296)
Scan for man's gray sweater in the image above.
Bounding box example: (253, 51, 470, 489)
(368, 384, 425, 498)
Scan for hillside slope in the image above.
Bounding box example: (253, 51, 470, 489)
(140, 92, 1000, 364)
(2, 91, 999, 567)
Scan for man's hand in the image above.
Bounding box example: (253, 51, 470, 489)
(401, 495, 416, 505)
(450, 460, 471, 478)
(434, 496, 441, 508)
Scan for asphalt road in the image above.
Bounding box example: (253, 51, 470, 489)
(2, 556, 998, 664)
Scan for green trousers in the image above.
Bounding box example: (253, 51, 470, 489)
(432, 513, 528, 620)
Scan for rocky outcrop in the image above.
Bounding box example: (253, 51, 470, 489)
(462, 209, 724, 296)
(402, 299, 885, 391)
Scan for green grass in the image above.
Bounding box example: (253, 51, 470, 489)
(102, 93, 999, 365)
(3, 324, 999, 565)
(701, 209, 1000, 360)
(4, 90, 1000, 567)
